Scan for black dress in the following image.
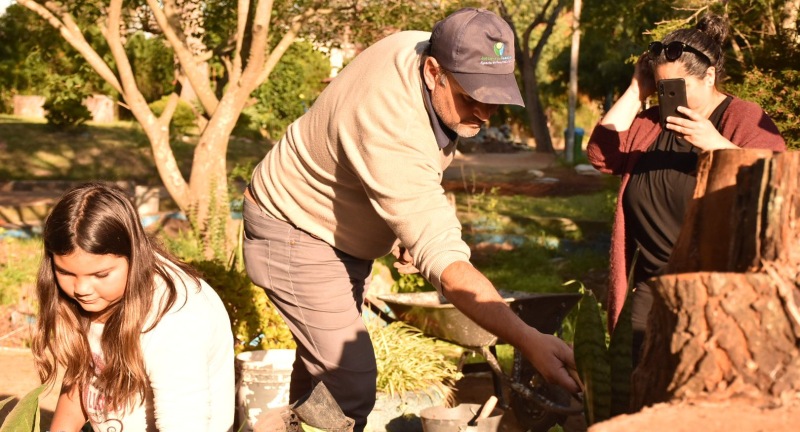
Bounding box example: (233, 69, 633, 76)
(622, 95, 733, 360)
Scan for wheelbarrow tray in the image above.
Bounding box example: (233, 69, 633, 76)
(377, 291, 581, 348)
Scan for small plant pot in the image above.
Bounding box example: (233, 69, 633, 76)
(366, 389, 446, 432)
(419, 403, 504, 432)
(235, 349, 295, 431)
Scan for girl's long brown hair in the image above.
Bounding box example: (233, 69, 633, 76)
(31, 182, 199, 412)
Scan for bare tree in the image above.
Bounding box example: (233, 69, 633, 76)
(498, 0, 567, 154)
(18, 0, 450, 258)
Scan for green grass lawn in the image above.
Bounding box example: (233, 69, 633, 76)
(0, 115, 270, 183)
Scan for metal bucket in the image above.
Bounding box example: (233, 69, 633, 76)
(420, 404, 504, 432)
(235, 349, 295, 432)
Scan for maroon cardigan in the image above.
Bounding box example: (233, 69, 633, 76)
(586, 96, 786, 331)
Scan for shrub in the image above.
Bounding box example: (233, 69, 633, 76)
(248, 40, 330, 140)
(369, 321, 461, 399)
(728, 68, 800, 150)
(0, 237, 41, 306)
(190, 260, 294, 354)
(43, 75, 92, 131)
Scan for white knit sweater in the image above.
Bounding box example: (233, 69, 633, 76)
(84, 263, 234, 431)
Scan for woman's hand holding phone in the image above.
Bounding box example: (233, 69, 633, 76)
(665, 106, 735, 151)
(658, 78, 737, 151)
(657, 78, 688, 128)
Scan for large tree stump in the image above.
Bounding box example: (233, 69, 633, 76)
(631, 272, 800, 409)
(632, 150, 800, 411)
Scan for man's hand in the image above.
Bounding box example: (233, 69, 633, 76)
(520, 329, 582, 394)
(391, 245, 419, 274)
(439, 261, 582, 394)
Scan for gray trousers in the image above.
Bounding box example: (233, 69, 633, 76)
(242, 198, 377, 430)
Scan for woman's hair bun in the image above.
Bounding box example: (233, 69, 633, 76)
(696, 13, 729, 47)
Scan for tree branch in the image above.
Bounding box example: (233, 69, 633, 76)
(159, 92, 182, 125)
(532, 1, 565, 64)
(107, 0, 153, 122)
(254, 6, 330, 88)
(241, 0, 275, 91)
(230, 0, 252, 86)
(146, 0, 219, 116)
(524, 0, 556, 58)
(18, 0, 123, 94)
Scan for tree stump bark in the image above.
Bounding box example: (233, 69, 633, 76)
(632, 272, 800, 409)
(632, 150, 800, 411)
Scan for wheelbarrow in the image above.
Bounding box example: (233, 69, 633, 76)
(376, 290, 583, 432)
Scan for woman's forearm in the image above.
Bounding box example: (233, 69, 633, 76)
(600, 84, 645, 132)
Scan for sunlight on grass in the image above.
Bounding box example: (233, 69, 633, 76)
(0, 116, 271, 182)
(0, 237, 41, 306)
(455, 189, 614, 298)
(459, 187, 617, 223)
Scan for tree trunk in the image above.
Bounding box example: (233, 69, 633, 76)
(667, 149, 775, 273)
(499, 0, 563, 155)
(783, 0, 800, 43)
(632, 272, 800, 410)
(632, 150, 800, 411)
(522, 69, 555, 153)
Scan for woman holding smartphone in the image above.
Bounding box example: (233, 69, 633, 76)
(586, 13, 785, 364)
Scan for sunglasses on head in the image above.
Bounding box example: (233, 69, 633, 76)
(648, 41, 711, 64)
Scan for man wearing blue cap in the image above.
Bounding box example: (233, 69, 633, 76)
(243, 8, 579, 429)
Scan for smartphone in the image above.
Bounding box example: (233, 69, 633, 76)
(657, 78, 688, 129)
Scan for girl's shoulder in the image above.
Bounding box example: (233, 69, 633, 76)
(145, 259, 228, 330)
(141, 269, 231, 354)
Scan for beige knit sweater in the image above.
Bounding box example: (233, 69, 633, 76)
(249, 31, 471, 290)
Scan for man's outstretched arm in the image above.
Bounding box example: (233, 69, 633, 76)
(439, 260, 581, 394)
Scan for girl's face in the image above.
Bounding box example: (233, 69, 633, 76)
(53, 247, 129, 322)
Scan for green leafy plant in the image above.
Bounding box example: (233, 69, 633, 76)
(190, 260, 294, 354)
(370, 321, 461, 401)
(0, 237, 41, 306)
(0, 384, 45, 431)
(43, 75, 91, 131)
(727, 68, 800, 150)
(573, 252, 636, 426)
(246, 40, 330, 140)
(393, 273, 427, 293)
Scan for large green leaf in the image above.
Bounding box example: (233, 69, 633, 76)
(608, 289, 633, 416)
(0, 385, 45, 432)
(574, 290, 611, 425)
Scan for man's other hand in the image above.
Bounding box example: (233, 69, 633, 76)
(391, 245, 419, 274)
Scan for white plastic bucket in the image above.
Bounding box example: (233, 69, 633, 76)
(235, 349, 295, 431)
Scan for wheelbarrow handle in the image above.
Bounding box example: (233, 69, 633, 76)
(478, 347, 583, 416)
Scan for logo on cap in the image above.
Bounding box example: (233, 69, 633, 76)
(481, 42, 513, 66)
(493, 42, 505, 57)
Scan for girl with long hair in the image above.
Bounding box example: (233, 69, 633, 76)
(32, 183, 234, 431)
